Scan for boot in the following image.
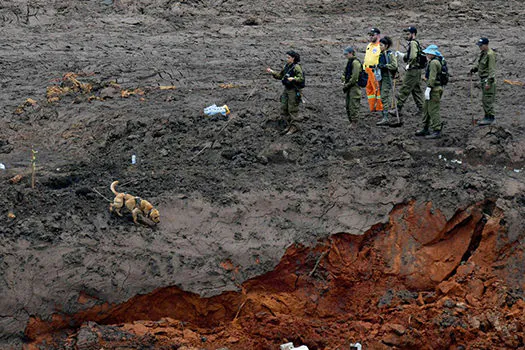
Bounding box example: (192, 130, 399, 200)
(425, 130, 441, 139)
(478, 116, 495, 126)
(415, 127, 430, 136)
(376, 112, 390, 126)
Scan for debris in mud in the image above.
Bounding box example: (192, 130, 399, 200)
(46, 73, 93, 103)
(204, 104, 230, 117)
(14, 98, 39, 114)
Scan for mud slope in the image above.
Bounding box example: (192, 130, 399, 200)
(0, 0, 524, 348)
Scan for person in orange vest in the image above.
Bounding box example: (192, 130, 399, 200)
(363, 27, 383, 116)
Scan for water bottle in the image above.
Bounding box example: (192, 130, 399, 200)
(131, 154, 136, 165)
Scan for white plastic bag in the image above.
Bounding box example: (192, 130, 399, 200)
(203, 104, 230, 116)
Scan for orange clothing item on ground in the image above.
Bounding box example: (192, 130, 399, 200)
(365, 67, 383, 112)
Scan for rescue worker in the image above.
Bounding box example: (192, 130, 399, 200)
(416, 44, 444, 139)
(266, 50, 305, 135)
(363, 27, 383, 115)
(390, 26, 424, 124)
(376, 36, 398, 126)
(470, 37, 496, 125)
(341, 46, 362, 124)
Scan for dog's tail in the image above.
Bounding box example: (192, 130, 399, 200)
(110, 180, 120, 195)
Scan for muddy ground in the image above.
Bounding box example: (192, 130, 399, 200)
(1, 0, 525, 348)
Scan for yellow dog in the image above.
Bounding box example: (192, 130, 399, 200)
(109, 180, 160, 225)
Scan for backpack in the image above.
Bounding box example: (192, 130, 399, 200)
(356, 59, 368, 87)
(358, 69, 368, 88)
(345, 58, 368, 88)
(415, 40, 428, 68)
(438, 58, 450, 86)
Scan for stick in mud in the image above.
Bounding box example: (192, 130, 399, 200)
(190, 114, 236, 161)
(91, 187, 112, 203)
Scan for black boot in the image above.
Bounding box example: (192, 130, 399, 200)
(415, 127, 430, 136)
(478, 116, 495, 126)
(425, 130, 441, 139)
(376, 112, 390, 126)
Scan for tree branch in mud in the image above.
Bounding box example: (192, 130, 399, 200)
(190, 114, 236, 161)
(30, 147, 37, 189)
(308, 251, 328, 277)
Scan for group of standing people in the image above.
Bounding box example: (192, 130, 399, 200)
(266, 27, 497, 138)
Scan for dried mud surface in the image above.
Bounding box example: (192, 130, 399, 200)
(0, 0, 525, 349)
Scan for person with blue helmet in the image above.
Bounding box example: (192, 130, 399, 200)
(415, 44, 444, 139)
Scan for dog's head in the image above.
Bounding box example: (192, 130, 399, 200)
(149, 209, 160, 224)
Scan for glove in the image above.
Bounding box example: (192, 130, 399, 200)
(395, 51, 405, 59)
(405, 64, 410, 70)
(424, 87, 431, 100)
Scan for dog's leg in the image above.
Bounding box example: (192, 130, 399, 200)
(131, 208, 140, 224)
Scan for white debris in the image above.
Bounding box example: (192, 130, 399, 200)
(203, 104, 230, 116)
(280, 342, 309, 350)
(0, 163, 5, 170)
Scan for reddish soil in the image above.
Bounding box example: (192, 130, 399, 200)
(1, 0, 524, 349)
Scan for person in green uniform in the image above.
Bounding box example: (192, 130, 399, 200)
(266, 50, 305, 135)
(415, 44, 444, 139)
(341, 46, 362, 124)
(389, 26, 424, 124)
(470, 37, 496, 126)
(376, 36, 398, 126)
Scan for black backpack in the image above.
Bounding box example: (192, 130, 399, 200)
(438, 58, 450, 86)
(357, 67, 368, 88)
(354, 59, 368, 87)
(345, 58, 368, 88)
(415, 40, 428, 68)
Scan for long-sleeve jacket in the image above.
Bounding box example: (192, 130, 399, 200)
(475, 48, 496, 84)
(342, 58, 361, 88)
(272, 63, 304, 89)
(425, 58, 442, 88)
(403, 40, 421, 69)
(378, 50, 398, 77)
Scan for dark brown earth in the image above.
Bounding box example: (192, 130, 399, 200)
(1, 0, 525, 349)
